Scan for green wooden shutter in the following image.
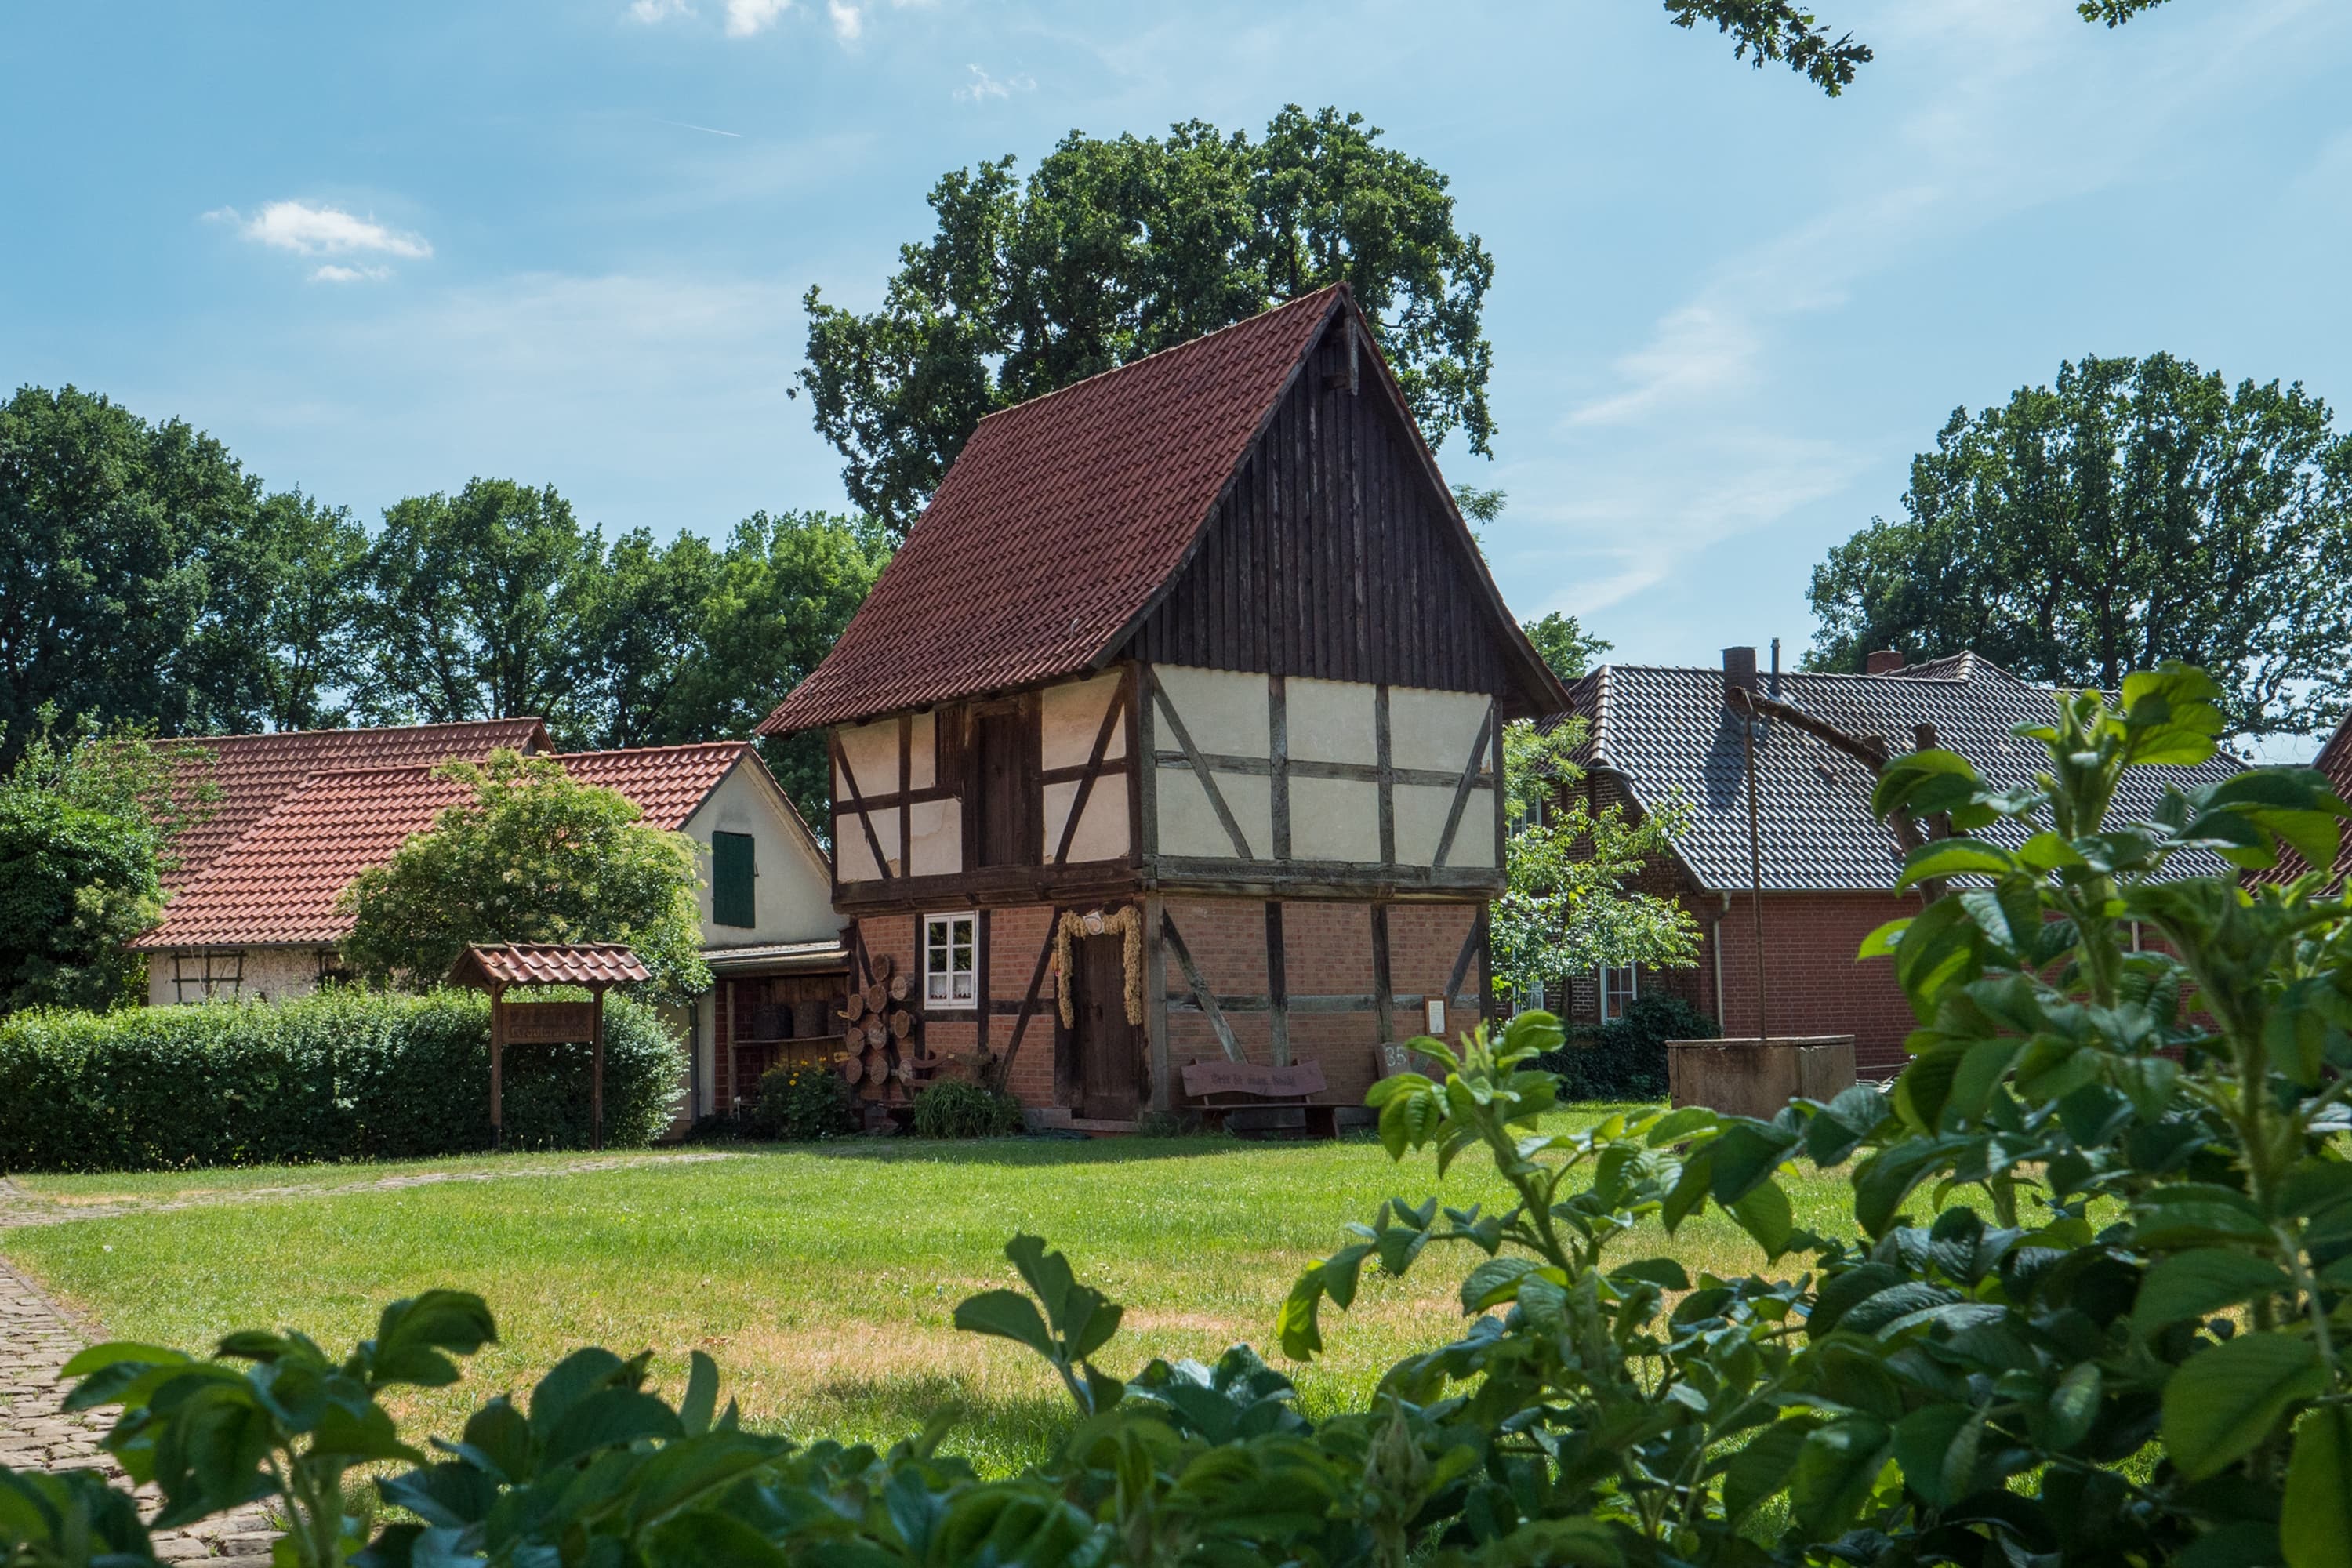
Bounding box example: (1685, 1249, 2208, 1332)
(713, 832, 756, 927)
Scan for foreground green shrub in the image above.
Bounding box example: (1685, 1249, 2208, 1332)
(1538, 989, 1715, 1098)
(12, 663, 2350, 1566)
(0, 986, 683, 1171)
(909, 1077, 1025, 1138)
(747, 1059, 859, 1141)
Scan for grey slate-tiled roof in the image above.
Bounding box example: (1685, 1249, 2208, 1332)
(1562, 655, 2244, 893)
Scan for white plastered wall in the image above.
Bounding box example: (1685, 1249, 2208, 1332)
(832, 719, 900, 883)
(686, 757, 842, 943)
(1040, 671, 1131, 863)
(1147, 666, 1497, 869)
(143, 946, 328, 1007)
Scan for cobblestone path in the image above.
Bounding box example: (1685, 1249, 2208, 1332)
(0, 1255, 274, 1559)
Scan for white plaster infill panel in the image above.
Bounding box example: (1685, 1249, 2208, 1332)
(1157, 768, 1271, 859)
(1041, 671, 1127, 770)
(907, 711, 937, 791)
(1395, 781, 1497, 868)
(1290, 776, 1381, 862)
(1387, 685, 1494, 774)
(1286, 677, 1377, 764)
(907, 797, 961, 877)
(833, 720, 898, 800)
(1044, 773, 1131, 863)
(1153, 666, 1269, 758)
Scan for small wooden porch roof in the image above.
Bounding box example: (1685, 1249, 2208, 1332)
(447, 943, 652, 989)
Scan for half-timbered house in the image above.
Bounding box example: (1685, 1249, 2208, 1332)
(759, 284, 1570, 1126)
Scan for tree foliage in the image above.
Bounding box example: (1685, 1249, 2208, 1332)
(800, 106, 1497, 533)
(359, 480, 597, 732)
(338, 750, 710, 1000)
(0, 385, 324, 759)
(1666, 0, 2175, 96)
(1491, 717, 1698, 1004)
(0, 789, 158, 1016)
(1808, 353, 2352, 737)
(1519, 611, 1610, 684)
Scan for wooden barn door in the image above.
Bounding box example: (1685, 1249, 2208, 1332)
(1071, 934, 1139, 1120)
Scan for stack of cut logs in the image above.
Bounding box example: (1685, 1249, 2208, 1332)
(837, 953, 920, 1095)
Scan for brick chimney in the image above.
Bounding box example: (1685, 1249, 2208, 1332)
(1866, 649, 1906, 676)
(1723, 645, 1759, 699)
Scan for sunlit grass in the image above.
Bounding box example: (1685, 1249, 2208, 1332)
(2, 1109, 1857, 1475)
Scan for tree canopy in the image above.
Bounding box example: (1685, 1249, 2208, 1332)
(337, 750, 710, 1000)
(1806, 353, 2352, 737)
(0, 720, 196, 1015)
(0, 385, 318, 758)
(1490, 719, 1697, 1004)
(1666, 0, 2175, 96)
(800, 106, 1496, 535)
(1520, 612, 1611, 684)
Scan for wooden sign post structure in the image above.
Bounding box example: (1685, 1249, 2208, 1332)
(447, 943, 652, 1152)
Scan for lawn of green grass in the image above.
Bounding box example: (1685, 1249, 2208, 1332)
(1, 1111, 1856, 1474)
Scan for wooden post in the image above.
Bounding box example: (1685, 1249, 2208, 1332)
(1370, 902, 1395, 1044)
(591, 982, 607, 1152)
(489, 979, 506, 1149)
(1143, 892, 1171, 1112)
(1743, 710, 1769, 1044)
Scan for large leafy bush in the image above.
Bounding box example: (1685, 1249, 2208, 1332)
(1539, 990, 1717, 1099)
(0, 988, 682, 1171)
(12, 663, 2352, 1567)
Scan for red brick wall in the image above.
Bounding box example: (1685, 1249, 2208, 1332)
(1698, 891, 1922, 1076)
(851, 907, 1066, 1108)
(1542, 772, 1925, 1076)
(1163, 896, 1489, 1107)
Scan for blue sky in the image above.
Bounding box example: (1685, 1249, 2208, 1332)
(4, 1, 2347, 675)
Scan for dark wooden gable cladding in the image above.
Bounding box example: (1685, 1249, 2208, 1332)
(1122, 315, 1521, 706)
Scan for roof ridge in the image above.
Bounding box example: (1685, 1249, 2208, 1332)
(556, 740, 752, 760)
(164, 717, 546, 746)
(967, 285, 1346, 427)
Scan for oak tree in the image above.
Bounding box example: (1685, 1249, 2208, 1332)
(1807, 352, 2352, 737)
(800, 107, 1496, 534)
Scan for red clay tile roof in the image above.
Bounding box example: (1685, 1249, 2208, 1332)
(162, 719, 550, 888)
(759, 286, 1348, 733)
(555, 743, 746, 829)
(134, 742, 756, 950)
(448, 943, 652, 987)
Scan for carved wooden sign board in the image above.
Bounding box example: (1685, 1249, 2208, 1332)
(1181, 1060, 1327, 1099)
(500, 1000, 599, 1044)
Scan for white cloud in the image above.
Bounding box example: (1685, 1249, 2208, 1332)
(225, 200, 432, 260)
(310, 264, 391, 285)
(723, 0, 789, 36)
(628, 0, 692, 19)
(826, 0, 861, 40)
(956, 64, 1035, 103)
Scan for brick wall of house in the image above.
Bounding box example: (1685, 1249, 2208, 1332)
(1163, 895, 1490, 1107)
(1546, 771, 1922, 1075)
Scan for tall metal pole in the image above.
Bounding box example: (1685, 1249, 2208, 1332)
(1743, 709, 1768, 1044)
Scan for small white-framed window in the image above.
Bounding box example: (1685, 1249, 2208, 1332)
(924, 913, 978, 1006)
(1599, 964, 1639, 1023)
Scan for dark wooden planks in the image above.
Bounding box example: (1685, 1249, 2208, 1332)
(1124, 316, 1511, 696)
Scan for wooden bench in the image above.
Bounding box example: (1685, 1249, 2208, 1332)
(1180, 1060, 1338, 1139)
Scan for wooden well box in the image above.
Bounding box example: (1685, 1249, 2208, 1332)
(1667, 1036, 1856, 1122)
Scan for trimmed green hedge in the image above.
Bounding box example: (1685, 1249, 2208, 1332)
(0, 987, 685, 1172)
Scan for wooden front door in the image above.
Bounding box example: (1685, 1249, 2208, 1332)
(1071, 934, 1140, 1120)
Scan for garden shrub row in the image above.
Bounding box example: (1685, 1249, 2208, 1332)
(0, 986, 684, 1171)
